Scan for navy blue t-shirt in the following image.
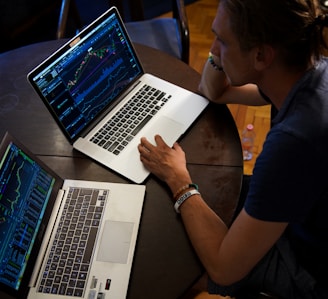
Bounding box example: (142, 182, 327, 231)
(245, 57, 328, 284)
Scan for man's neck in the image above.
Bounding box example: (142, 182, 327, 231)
(257, 64, 309, 110)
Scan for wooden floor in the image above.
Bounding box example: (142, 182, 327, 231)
(160, 0, 271, 298)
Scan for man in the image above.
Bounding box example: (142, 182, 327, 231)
(138, 0, 328, 298)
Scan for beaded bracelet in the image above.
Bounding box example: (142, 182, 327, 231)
(174, 189, 201, 213)
(173, 183, 199, 201)
(208, 52, 223, 71)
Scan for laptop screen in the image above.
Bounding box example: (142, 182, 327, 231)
(0, 133, 63, 297)
(0, 141, 55, 291)
(28, 8, 143, 141)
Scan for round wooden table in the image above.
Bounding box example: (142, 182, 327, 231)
(0, 40, 243, 299)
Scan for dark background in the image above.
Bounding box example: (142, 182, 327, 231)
(0, 0, 196, 53)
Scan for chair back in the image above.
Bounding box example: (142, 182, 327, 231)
(108, 0, 189, 63)
(56, 0, 189, 63)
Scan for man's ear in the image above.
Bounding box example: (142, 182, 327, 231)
(253, 44, 275, 71)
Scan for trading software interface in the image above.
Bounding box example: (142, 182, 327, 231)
(32, 12, 143, 139)
(0, 143, 55, 290)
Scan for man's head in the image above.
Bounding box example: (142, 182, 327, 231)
(219, 0, 327, 71)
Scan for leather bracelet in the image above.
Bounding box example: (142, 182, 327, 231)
(174, 189, 200, 213)
(173, 183, 198, 201)
(208, 52, 223, 71)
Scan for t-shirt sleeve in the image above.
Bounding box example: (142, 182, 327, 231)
(244, 129, 319, 222)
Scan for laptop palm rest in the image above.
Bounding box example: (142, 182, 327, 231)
(97, 220, 134, 264)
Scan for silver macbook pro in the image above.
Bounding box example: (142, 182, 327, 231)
(27, 6, 209, 184)
(0, 132, 145, 299)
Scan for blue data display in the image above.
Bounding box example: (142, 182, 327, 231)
(32, 13, 142, 140)
(0, 143, 55, 290)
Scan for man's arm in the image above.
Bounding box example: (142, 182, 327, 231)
(138, 135, 288, 286)
(198, 52, 269, 106)
(179, 196, 287, 285)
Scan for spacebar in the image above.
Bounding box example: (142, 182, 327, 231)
(83, 227, 98, 263)
(131, 115, 152, 136)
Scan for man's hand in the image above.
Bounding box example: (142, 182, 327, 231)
(138, 135, 192, 193)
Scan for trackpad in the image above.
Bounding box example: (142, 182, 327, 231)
(97, 220, 134, 264)
(143, 115, 185, 146)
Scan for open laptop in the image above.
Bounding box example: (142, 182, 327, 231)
(0, 132, 145, 299)
(27, 6, 209, 184)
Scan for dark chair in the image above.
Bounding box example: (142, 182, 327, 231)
(56, 0, 190, 64)
(57, 0, 82, 40)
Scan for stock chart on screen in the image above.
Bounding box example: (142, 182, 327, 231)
(33, 13, 142, 139)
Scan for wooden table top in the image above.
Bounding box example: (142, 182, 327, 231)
(0, 40, 243, 299)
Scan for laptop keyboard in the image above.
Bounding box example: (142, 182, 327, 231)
(38, 187, 108, 297)
(90, 84, 172, 155)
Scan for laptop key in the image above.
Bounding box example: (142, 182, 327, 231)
(108, 141, 119, 152)
(131, 115, 152, 136)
